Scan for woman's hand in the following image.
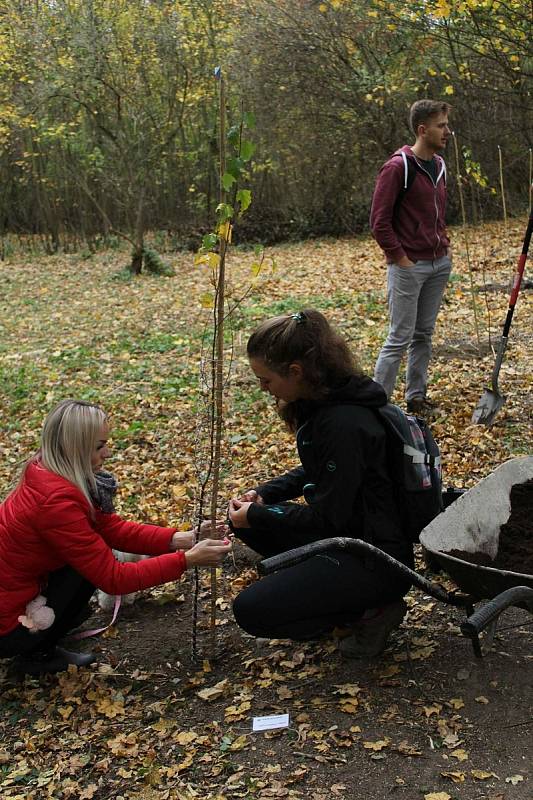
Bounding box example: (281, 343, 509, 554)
(170, 531, 195, 551)
(228, 498, 252, 529)
(197, 519, 229, 539)
(184, 538, 232, 568)
(238, 489, 264, 504)
(171, 521, 228, 551)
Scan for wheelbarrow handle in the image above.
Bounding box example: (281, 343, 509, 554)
(461, 586, 533, 637)
(258, 538, 472, 608)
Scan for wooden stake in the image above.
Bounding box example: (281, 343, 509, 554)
(207, 69, 229, 653)
(452, 133, 481, 348)
(498, 144, 508, 227)
(528, 147, 533, 215)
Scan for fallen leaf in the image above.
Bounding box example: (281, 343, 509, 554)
(471, 769, 498, 780)
(441, 771, 466, 783)
(230, 735, 249, 751)
(451, 748, 469, 761)
(397, 740, 423, 756)
(363, 737, 391, 751)
(197, 678, 229, 701)
(424, 794, 451, 800)
(448, 698, 465, 710)
(505, 774, 524, 785)
(173, 731, 197, 745)
(475, 695, 489, 704)
(338, 698, 359, 714)
(79, 786, 98, 800)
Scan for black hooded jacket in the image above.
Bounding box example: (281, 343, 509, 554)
(247, 376, 411, 559)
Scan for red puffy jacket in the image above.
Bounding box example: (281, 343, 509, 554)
(0, 461, 186, 635)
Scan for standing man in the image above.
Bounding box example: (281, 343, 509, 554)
(371, 99, 452, 415)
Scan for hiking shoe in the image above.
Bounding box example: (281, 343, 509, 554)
(13, 646, 96, 676)
(339, 600, 407, 659)
(406, 397, 438, 417)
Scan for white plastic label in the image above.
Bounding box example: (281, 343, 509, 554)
(252, 713, 290, 732)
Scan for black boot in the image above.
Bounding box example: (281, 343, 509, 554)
(13, 646, 96, 676)
(65, 604, 93, 634)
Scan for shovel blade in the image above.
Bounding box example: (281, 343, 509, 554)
(471, 388, 506, 425)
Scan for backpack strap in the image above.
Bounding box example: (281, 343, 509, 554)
(393, 153, 416, 213)
(435, 155, 446, 186)
(400, 151, 409, 189)
(403, 443, 441, 467)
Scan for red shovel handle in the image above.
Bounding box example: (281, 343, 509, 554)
(504, 211, 533, 336)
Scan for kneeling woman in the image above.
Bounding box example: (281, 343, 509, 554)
(229, 310, 412, 658)
(0, 400, 231, 675)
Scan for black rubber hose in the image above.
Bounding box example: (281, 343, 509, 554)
(258, 537, 472, 607)
(461, 586, 533, 637)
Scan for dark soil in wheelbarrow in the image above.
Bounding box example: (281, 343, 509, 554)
(447, 479, 533, 574)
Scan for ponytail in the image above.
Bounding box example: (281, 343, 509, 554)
(247, 309, 364, 430)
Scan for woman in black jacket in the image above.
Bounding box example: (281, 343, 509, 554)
(229, 310, 413, 657)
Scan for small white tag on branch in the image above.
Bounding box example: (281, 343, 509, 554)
(252, 713, 290, 732)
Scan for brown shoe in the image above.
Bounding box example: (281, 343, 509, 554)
(406, 397, 438, 417)
(339, 601, 407, 659)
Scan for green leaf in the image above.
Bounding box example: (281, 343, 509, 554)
(222, 172, 236, 191)
(202, 233, 218, 251)
(227, 125, 240, 147)
(236, 189, 252, 213)
(216, 203, 234, 222)
(254, 244, 263, 257)
(227, 157, 244, 178)
(199, 292, 214, 309)
(243, 111, 256, 130)
(240, 140, 255, 162)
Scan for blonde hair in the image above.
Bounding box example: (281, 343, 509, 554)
(36, 399, 107, 506)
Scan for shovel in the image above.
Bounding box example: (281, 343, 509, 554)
(472, 210, 533, 425)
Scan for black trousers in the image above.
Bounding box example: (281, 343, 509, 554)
(0, 566, 95, 659)
(233, 528, 412, 640)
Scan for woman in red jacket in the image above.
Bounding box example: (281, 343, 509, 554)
(0, 399, 231, 676)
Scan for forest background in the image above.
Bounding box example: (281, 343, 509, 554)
(1, 0, 532, 270)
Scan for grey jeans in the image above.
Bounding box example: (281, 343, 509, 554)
(374, 255, 452, 401)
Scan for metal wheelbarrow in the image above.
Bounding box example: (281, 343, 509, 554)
(258, 456, 533, 658)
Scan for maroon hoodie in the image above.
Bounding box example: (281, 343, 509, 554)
(370, 145, 450, 264)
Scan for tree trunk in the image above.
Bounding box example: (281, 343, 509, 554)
(130, 246, 143, 274)
(128, 187, 146, 274)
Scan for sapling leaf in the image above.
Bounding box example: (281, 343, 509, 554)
(227, 125, 240, 147)
(227, 157, 244, 178)
(236, 189, 252, 213)
(199, 292, 214, 309)
(202, 233, 218, 250)
(243, 111, 256, 129)
(240, 140, 255, 162)
(222, 172, 236, 191)
(215, 203, 234, 222)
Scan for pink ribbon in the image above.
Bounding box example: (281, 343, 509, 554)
(72, 595, 121, 639)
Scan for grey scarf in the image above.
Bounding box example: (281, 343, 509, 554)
(93, 470, 118, 513)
